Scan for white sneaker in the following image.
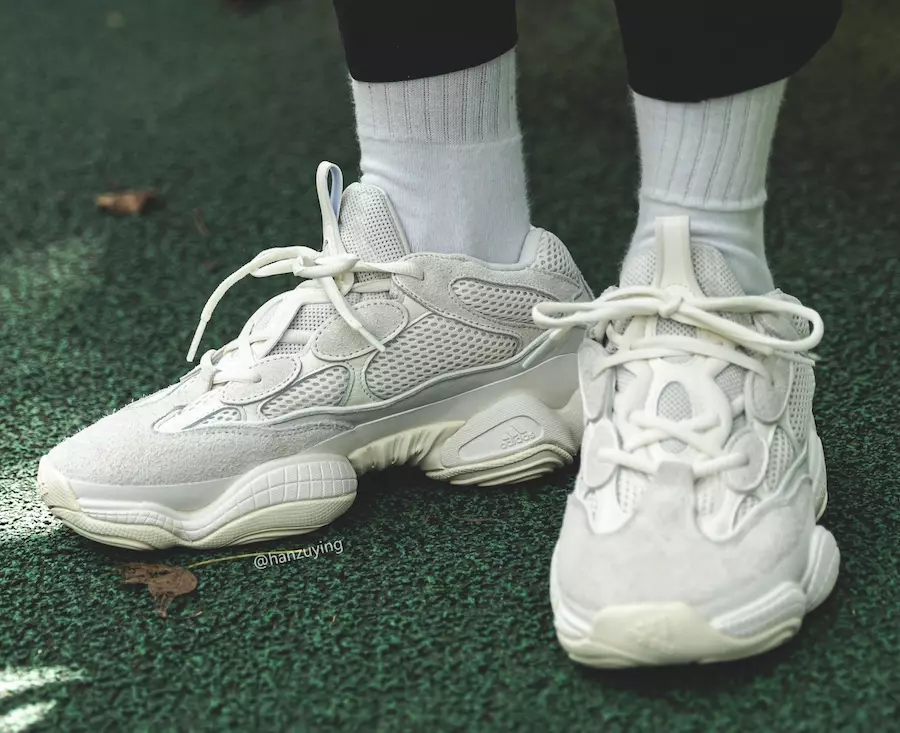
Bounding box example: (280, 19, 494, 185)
(37, 162, 592, 550)
(538, 216, 839, 667)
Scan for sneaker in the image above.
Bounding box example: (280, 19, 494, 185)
(538, 216, 839, 667)
(38, 162, 593, 550)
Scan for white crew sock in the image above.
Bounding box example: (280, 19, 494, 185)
(628, 80, 787, 294)
(351, 49, 530, 264)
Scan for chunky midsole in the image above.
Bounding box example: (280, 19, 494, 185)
(61, 352, 581, 517)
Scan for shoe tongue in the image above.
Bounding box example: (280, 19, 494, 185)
(336, 182, 410, 263)
(619, 216, 745, 298)
(616, 216, 748, 458)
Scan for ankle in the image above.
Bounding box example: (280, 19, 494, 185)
(628, 197, 774, 295)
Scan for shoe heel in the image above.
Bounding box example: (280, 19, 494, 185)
(421, 389, 583, 486)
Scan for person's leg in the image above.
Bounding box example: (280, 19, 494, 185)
(546, 0, 843, 668)
(618, 0, 841, 294)
(333, 0, 529, 263)
(627, 81, 783, 294)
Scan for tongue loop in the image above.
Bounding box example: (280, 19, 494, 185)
(618, 216, 753, 456)
(622, 216, 747, 300)
(317, 161, 343, 256)
(653, 216, 705, 297)
(189, 162, 420, 372)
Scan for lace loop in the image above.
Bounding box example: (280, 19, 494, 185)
(185, 162, 421, 388)
(532, 286, 823, 367)
(532, 285, 824, 478)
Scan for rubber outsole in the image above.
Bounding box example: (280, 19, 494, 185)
(550, 523, 840, 668)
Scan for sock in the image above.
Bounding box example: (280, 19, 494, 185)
(627, 80, 786, 294)
(351, 49, 530, 264)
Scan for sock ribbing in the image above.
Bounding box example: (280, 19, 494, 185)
(629, 82, 786, 294)
(352, 50, 519, 144)
(351, 50, 529, 263)
(635, 80, 785, 211)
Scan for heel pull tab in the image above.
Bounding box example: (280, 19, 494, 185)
(654, 216, 704, 297)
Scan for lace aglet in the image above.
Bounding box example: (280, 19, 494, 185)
(186, 321, 208, 363)
(359, 328, 385, 352)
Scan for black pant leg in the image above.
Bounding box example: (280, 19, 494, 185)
(332, 0, 518, 82)
(613, 0, 842, 101)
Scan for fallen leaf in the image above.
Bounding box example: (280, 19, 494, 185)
(114, 563, 198, 618)
(96, 189, 156, 215)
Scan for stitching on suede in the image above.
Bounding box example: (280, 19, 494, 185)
(221, 356, 300, 405)
(194, 421, 352, 437)
(394, 264, 526, 340)
(448, 275, 557, 325)
(313, 300, 408, 361)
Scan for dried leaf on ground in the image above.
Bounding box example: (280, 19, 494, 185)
(96, 189, 157, 215)
(115, 563, 198, 618)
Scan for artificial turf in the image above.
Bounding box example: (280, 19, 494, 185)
(1, 0, 898, 730)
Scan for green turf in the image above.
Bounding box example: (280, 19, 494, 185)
(1, 0, 899, 730)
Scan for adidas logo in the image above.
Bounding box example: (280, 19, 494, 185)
(500, 424, 536, 450)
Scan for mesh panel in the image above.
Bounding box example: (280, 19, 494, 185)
(766, 426, 795, 492)
(339, 184, 407, 263)
(692, 245, 752, 329)
(658, 383, 692, 420)
(258, 183, 406, 356)
(715, 364, 746, 403)
(451, 279, 553, 324)
(268, 342, 306, 356)
(657, 382, 692, 453)
(260, 366, 351, 418)
(734, 495, 761, 526)
(619, 248, 656, 288)
(193, 407, 242, 427)
(582, 489, 605, 526)
(534, 231, 582, 282)
(615, 468, 648, 514)
(791, 314, 811, 340)
(612, 248, 653, 360)
(619, 248, 676, 358)
(365, 315, 519, 399)
(657, 319, 697, 339)
(293, 303, 339, 332)
(692, 245, 744, 298)
(269, 303, 338, 357)
(787, 364, 815, 443)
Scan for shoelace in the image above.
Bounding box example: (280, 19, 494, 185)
(186, 162, 422, 387)
(532, 286, 825, 477)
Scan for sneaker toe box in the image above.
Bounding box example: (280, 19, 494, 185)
(43, 382, 351, 489)
(554, 491, 812, 617)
